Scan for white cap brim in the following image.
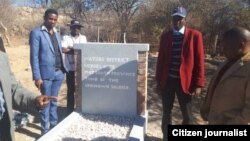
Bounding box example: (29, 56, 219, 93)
(171, 13, 186, 17)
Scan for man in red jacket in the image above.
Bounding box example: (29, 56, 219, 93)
(156, 7, 205, 140)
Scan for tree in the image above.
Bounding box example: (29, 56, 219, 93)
(133, 0, 178, 44)
(33, 0, 51, 7)
(135, 0, 250, 54)
(0, 0, 14, 46)
(51, 0, 94, 20)
(95, 0, 143, 42)
(180, 0, 250, 54)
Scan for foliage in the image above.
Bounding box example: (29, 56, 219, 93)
(50, 0, 95, 20)
(10, 0, 250, 51)
(133, 0, 178, 44)
(134, 0, 250, 54)
(0, 0, 15, 33)
(94, 0, 143, 42)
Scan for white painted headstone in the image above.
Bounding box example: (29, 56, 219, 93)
(75, 43, 149, 116)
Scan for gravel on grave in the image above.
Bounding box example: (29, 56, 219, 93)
(57, 113, 135, 141)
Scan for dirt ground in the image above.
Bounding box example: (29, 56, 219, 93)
(5, 37, 218, 141)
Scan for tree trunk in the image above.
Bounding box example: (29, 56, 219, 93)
(0, 22, 11, 47)
(212, 34, 219, 55)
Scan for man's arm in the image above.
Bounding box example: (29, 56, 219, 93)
(226, 73, 250, 124)
(62, 35, 74, 54)
(155, 34, 165, 88)
(1, 51, 38, 114)
(11, 76, 55, 114)
(192, 31, 205, 96)
(4, 56, 54, 114)
(62, 47, 74, 54)
(81, 35, 87, 43)
(29, 30, 41, 81)
(29, 30, 44, 89)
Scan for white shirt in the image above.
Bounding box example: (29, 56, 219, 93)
(62, 34, 87, 71)
(173, 26, 185, 35)
(41, 25, 57, 32)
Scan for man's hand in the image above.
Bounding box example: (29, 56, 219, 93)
(35, 95, 58, 110)
(188, 87, 202, 99)
(156, 83, 163, 95)
(62, 47, 74, 54)
(34, 79, 43, 90)
(194, 87, 202, 97)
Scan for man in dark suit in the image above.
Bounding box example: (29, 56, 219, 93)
(155, 7, 205, 140)
(0, 45, 55, 141)
(29, 9, 67, 134)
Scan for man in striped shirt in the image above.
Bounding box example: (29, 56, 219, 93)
(156, 7, 205, 140)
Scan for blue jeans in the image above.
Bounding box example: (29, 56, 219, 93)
(40, 70, 64, 134)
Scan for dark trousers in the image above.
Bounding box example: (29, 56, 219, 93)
(161, 77, 191, 140)
(66, 71, 75, 115)
(0, 112, 11, 141)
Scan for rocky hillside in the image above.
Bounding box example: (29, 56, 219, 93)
(9, 7, 68, 37)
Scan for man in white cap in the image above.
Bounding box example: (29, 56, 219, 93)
(62, 19, 87, 115)
(155, 6, 205, 140)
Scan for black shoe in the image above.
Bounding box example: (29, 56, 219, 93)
(67, 108, 74, 115)
(41, 131, 48, 136)
(50, 124, 56, 130)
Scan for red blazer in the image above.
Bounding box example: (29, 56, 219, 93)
(156, 28, 205, 93)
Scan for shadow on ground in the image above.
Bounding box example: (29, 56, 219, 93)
(15, 127, 41, 140)
(32, 106, 68, 124)
(145, 135, 162, 141)
(15, 106, 68, 140)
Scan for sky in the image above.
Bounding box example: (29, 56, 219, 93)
(12, 0, 52, 7)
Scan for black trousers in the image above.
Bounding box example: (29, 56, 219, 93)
(0, 111, 11, 141)
(161, 77, 191, 140)
(66, 71, 75, 115)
